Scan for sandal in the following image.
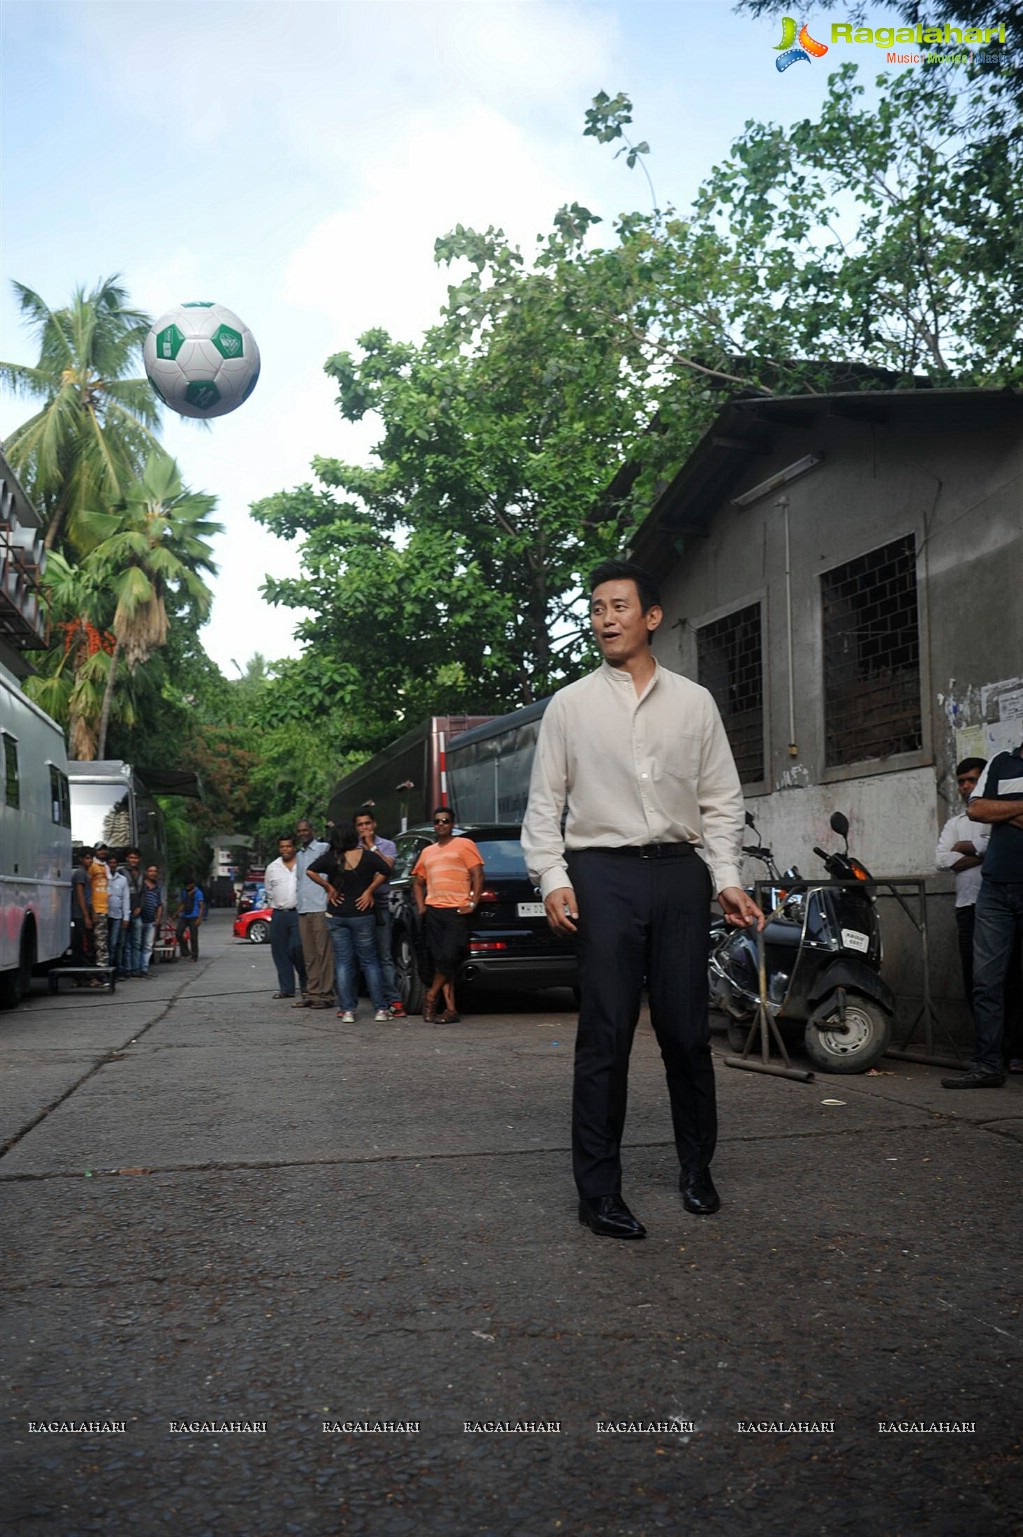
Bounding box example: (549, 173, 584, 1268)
(422, 992, 439, 1023)
(438, 1009, 461, 1024)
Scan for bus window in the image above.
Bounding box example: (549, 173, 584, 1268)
(2, 732, 19, 809)
(49, 764, 72, 826)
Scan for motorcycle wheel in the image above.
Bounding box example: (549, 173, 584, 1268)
(803, 997, 890, 1074)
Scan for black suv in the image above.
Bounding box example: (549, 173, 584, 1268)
(388, 823, 577, 1012)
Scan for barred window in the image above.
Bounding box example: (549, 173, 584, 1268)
(696, 603, 764, 783)
(821, 533, 921, 767)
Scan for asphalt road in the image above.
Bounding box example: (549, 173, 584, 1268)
(1, 913, 1020, 1536)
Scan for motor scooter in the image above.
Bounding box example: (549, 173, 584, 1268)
(709, 811, 895, 1073)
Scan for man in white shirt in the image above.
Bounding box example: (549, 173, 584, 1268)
(522, 559, 763, 1240)
(935, 758, 989, 1013)
(106, 853, 131, 978)
(294, 819, 335, 1009)
(264, 834, 308, 1000)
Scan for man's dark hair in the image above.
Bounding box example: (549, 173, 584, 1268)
(589, 558, 661, 613)
(956, 757, 987, 776)
(432, 805, 454, 821)
(355, 804, 376, 820)
(278, 832, 296, 844)
(78, 846, 94, 861)
(126, 846, 140, 857)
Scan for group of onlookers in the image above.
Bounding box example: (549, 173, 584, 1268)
(263, 811, 408, 1020)
(262, 807, 484, 1025)
(71, 846, 165, 979)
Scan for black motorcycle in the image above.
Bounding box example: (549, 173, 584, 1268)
(709, 811, 894, 1073)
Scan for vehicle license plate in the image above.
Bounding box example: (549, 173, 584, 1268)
(517, 902, 546, 918)
(841, 929, 870, 953)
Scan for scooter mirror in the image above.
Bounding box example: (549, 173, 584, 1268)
(745, 810, 756, 827)
(830, 811, 850, 840)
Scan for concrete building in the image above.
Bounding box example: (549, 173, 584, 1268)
(0, 451, 47, 678)
(628, 387, 1023, 1043)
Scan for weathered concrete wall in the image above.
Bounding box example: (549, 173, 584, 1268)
(651, 403, 1023, 1046)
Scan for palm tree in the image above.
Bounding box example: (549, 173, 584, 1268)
(76, 451, 223, 757)
(22, 551, 117, 760)
(0, 275, 163, 551)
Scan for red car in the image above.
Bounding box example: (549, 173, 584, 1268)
(233, 906, 271, 944)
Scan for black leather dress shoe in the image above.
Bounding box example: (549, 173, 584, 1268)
(941, 1069, 1005, 1089)
(679, 1170, 721, 1215)
(578, 1194, 647, 1239)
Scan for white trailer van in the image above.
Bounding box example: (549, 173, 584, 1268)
(0, 662, 72, 1005)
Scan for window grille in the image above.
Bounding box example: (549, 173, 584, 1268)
(821, 533, 921, 767)
(696, 603, 764, 783)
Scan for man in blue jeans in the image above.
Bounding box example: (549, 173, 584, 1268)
(122, 848, 145, 977)
(138, 865, 164, 976)
(943, 736, 1023, 1089)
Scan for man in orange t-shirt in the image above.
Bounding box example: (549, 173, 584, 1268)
(412, 809, 484, 1023)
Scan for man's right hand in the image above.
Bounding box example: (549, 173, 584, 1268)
(544, 887, 579, 934)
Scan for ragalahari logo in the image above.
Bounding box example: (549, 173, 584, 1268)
(774, 17, 829, 69)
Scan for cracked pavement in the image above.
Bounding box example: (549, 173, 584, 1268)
(1, 914, 1020, 1535)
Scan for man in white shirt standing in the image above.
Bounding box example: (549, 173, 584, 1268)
(522, 559, 763, 1241)
(294, 818, 335, 1010)
(106, 853, 131, 978)
(935, 758, 989, 1015)
(264, 833, 308, 1000)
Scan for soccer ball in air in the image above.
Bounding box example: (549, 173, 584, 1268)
(144, 302, 260, 419)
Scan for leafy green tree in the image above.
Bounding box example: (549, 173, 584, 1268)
(687, 64, 1022, 382)
(23, 551, 117, 760)
(254, 64, 1021, 760)
(0, 276, 163, 552)
(74, 451, 222, 757)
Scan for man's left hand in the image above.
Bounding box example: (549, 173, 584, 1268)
(719, 886, 765, 931)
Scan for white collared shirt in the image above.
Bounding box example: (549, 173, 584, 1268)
(522, 659, 746, 898)
(936, 811, 990, 907)
(264, 856, 299, 910)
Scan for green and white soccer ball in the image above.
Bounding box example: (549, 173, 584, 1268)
(144, 301, 260, 419)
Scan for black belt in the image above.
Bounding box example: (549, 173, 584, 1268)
(596, 842, 694, 860)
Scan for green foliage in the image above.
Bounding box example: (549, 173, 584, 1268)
(252, 66, 1020, 786)
(0, 276, 163, 552)
(691, 63, 1023, 381)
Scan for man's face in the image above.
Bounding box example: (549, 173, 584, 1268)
(126, 852, 140, 871)
(95, 846, 109, 864)
(279, 838, 296, 860)
(108, 857, 118, 874)
(354, 815, 376, 842)
(146, 866, 158, 881)
(295, 822, 313, 846)
(432, 812, 454, 841)
(590, 579, 661, 666)
(957, 767, 982, 803)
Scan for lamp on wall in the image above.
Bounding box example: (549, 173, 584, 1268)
(731, 453, 823, 509)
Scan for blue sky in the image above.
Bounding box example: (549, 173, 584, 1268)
(1, 0, 900, 672)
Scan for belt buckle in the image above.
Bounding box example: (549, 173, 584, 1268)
(638, 844, 656, 860)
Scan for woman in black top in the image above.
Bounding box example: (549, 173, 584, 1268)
(307, 826, 392, 1021)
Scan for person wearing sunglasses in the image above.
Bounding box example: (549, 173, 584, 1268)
(411, 810, 484, 1023)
